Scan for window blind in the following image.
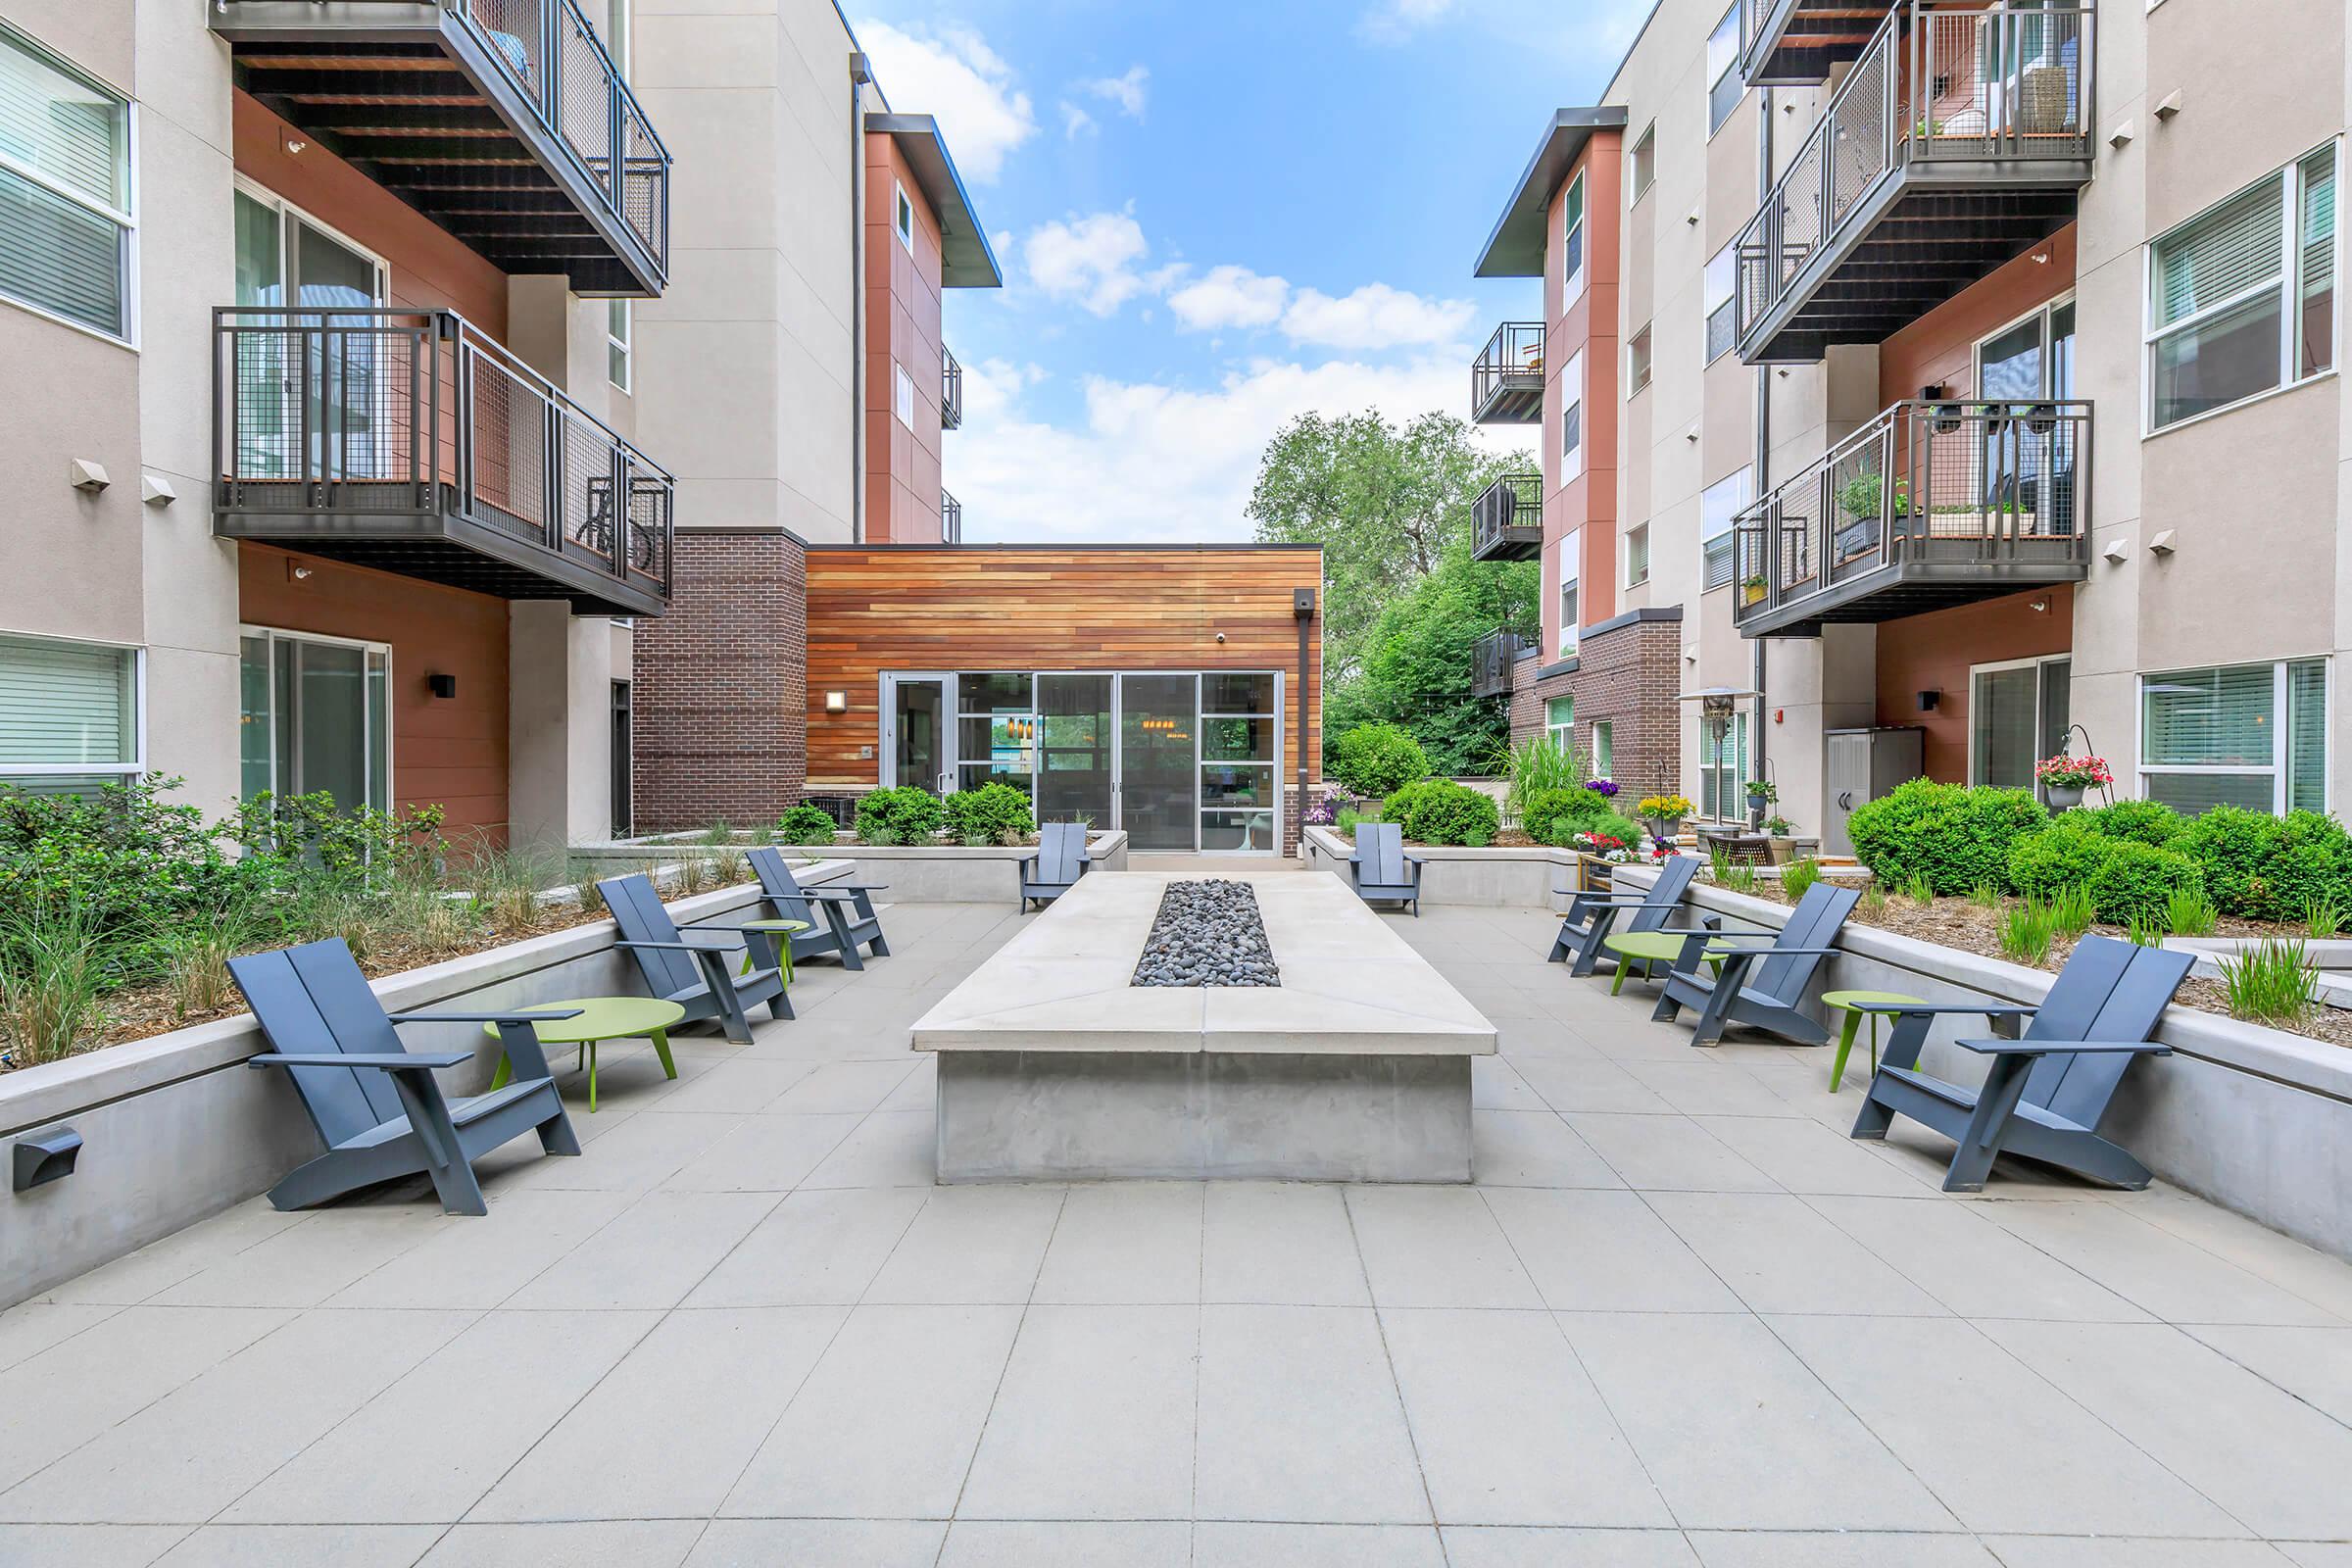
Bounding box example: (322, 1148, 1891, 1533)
(0, 633, 134, 767)
(0, 30, 128, 338)
(2288, 658, 2327, 811)
(0, 35, 126, 212)
(2142, 663, 2274, 767)
(0, 165, 122, 334)
(2154, 177, 2283, 328)
(1625, 524, 1650, 585)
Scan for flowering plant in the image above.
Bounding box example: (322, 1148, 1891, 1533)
(1574, 831, 1636, 863)
(2034, 754, 2113, 791)
(1637, 794, 1693, 820)
(1582, 777, 1619, 798)
(1302, 783, 1348, 826)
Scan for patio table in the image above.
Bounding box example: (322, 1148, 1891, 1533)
(730, 917, 811, 985)
(1822, 988, 1928, 1091)
(485, 996, 688, 1112)
(1600, 930, 1732, 995)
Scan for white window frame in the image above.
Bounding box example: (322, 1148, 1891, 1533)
(1544, 696, 1576, 751)
(1560, 347, 1586, 480)
(602, 0, 629, 70)
(1627, 321, 1653, 395)
(1705, 4, 1741, 138)
(1966, 653, 2071, 790)
(893, 179, 915, 252)
(1561, 171, 1588, 306)
(1592, 718, 1614, 778)
(237, 625, 395, 810)
(1974, 291, 2077, 399)
(608, 298, 631, 393)
(0, 20, 138, 348)
(232, 176, 391, 305)
(892, 362, 914, 427)
(0, 631, 145, 785)
(1700, 710, 1748, 819)
(2136, 658, 2331, 814)
(1624, 522, 1650, 588)
(1629, 122, 1656, 202)
(1699, 466, 1752, 592)
(2143, 140, 2339, 436)
(1703, 241, 1737, 364)
(1557, 529, 1582, 659)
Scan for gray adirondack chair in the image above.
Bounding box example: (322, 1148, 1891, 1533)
(230, 938, 581, 1216)
(1020, 822, 1093, 910)
(599, 873, 792, 1041)
(1551, 855, 1700, 972)
(1849, 935, 2192, 1192)
(746, 847, 890, 969)
(1347, 822, 1425, 915)
(1651, 880, 1861, 1045)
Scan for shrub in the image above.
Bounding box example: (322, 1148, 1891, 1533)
(1393, 778, 1500, 847)
(1846, 778, 2048, 896)
(1334, 807, 1364, 837)
(2083, 839, 2205, 927)
(2171, 807, 2352, 921)
(1493, 734, 1583, 825)
(1588, 811, 1646, 853)
(1520, 786, 1610, 847)
(2008, 819, 2112, 904)
(1380, 779, 1436, 834)
(1782, 858, 1823, 903)
(773, 803, 840, 846)
(853, 786, 944, 845)
(2079, 799, 2185, 848)
(1331, 723, 1431, 799)
(944, 783, 1037, 847)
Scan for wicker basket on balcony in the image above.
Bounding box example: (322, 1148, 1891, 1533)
(2018, 66, 2070, 134)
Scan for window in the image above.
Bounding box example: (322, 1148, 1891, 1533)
(0, 632, 139, 794)
(602, 0, 628, 69)
(1545, 697, 1576, 751)
(1624, 523, 1650, 588)
(893, 362, 914, 426)
(608, 299, 631, 392)
(1561, 172, 1587, 305)
(1703, 241, 1737, 363)
(894, 180, 915, 251)
(0, 23, 133, 341)
(238, 629, 390, 812)
(2139, 660, 2328, 814)
(1971, 657, 2072, 794)
(1706, 5, 1741, 136)
(2147, 142, 2337, 431)
(1557, 529, 1582, 659)
(1699, 710, 1748, 819)
(1627, 322, 1652, 394)
(1630, 123, 1655, 201)
(1700, 466, 1752, 592)
(1592, 720, 1614, 779)
(1560, 347, 1586, 480)
(956, 672, 1037, 801)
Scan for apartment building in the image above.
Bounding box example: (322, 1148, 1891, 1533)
(1478, 0, 2348, 852)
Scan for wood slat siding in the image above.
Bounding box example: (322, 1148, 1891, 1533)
(803, 546, 1324, 789)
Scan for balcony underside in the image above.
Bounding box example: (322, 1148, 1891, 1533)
(214, 3, 663, 295)
(217, 493, 666, 617)
(1741, 166, 2085, 364)
(1740, 554, 2086, 638)
(1472, 380, 1544, 424)
(1471, 528, 1542, 562)
(1741, 0, 1897, 84)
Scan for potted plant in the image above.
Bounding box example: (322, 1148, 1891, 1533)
(1638, 794, 1692, 845)
(1763, 814, 1795, 864)
(1573, 830, 1636, 866)
(2034, 753, 2113, 811)
(1740, 573, 1768, 607)
(1744, 778, 1778, 814)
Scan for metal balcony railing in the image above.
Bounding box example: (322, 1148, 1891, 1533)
(1734, 1, 2092, 360)
(942, 490, 962, 544)
(1471, 322, 1546, 423)
(1471, 472, 1544, 561)
(213, 307, 674, 615)
(1731, 398, 2090, 635)
(1471, 630, 1532, 699)
(942, 348, 963, 431)
(1739, 0, 1896, 85)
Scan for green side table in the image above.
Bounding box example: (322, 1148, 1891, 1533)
(1600, 930, 1730, 996)
(486, 997, 689, 1112)
(1821, 989, 1927, 1092)
(731, 918, 810, 986)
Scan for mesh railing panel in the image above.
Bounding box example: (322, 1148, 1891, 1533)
(559, 408, 618, 564)
(617, 95, 664, 263)
(554, 2, 612, 192)
(623, 461, 671, 587)
(464, 345, 550, 537)
(222, 317, 428, 501)
(465, 0, 544, 96)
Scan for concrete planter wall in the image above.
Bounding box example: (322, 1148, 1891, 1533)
(1614, 865, 2352, 1261)
(0, 863, 854, 1309)
(1303, 825, 1579, 908)
(573, 832, 1130, 905)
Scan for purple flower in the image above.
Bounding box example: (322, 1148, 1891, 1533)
(1583, 778, 1619, 797)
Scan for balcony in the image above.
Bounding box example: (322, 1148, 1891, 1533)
(942, 349, 963, 431)
(1471, 322, 1545, 423)
(1471, 472, 1544, 561)
(1471, 630, 1532, 699)
(1730, 398, 2089, 637)
(1739, 0, 1900, 85)
(213, 308, 674, 617)
(1734, 1, 2092, 364)
(942, 490, 962, 544)
(212, 0, 670, 295)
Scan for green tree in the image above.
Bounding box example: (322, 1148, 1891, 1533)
(1340, 542, 1539, 776)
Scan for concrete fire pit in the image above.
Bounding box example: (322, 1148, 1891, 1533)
(910, 872, 1496, 1181)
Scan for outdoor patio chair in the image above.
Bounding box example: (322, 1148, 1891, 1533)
(1848, 935, 2193, 1192)
(599, 873, 792, 1041)
(1347, 822, 1425, 916)
(1550, 854, 1699, 973)
(1019, 822, 1093, 910)
(746, 847, 891, 970)
(229, 938, 581, 1216)
(1651, 880, 1862, 1046)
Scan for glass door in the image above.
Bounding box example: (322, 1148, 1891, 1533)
(233, 189, 387, 481)
(882, 673, 953, 795)
(237, 629, 390, 811)
(1978, 300, 2078, 536)
(1971, 657, 2071, 795)
(1037, 673, 1112, 826)
(1118, 673, 1199, 850)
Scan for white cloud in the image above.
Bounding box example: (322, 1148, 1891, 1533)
(1059, 101, 1097, 139)
(857, 21, 1035, 182)
(1279, 282, 1476, 350)
(1076, 65, 1150, 120)
(1167, 265, 1291, 331)
(948, 354, 1514, 545)
(1022, 211, 1152, 317)
(1356, 0, 1456, 45)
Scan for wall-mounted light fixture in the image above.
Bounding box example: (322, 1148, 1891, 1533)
(2029, 598, 2049, 614)
(823, 690, 848, 713)
(69, 459, 109, 492)
(284, 136, 308, 155)
(1918, 689, 1942, 712)
(427, 673, 458, 700)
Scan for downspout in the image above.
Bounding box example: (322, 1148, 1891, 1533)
(1296, 588, 1315, 855)
(849, 52, 871, 543)
(1751, 86, 1773, 789)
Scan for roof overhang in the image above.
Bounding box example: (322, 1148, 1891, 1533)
(866, 112, 1004, 288)
(1473, 107, 1630, 278)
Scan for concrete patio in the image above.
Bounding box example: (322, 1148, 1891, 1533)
(5, 899, 2352, 1567)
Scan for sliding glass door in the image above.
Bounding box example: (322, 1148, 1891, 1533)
(1038, 674, 1112, 826)
(237, 628, 390, 811)
(1119, 673, 1198, 851)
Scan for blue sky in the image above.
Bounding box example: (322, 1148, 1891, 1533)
(847, 0, 1651, 542)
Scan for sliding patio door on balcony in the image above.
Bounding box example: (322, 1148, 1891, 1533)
(232, 187, 389, 483)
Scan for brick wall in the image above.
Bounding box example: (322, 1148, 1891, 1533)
(631, 530, 808, 832)
(1506, 612, 1682, 801)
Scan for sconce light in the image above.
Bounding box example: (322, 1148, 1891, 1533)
(2029, 598, 2049, 614)
(1917, 689, 1941, 712)
(13, 1126, 81, 1192)
(289, 563, 315, 581)
(284, 136, 309, 155)
(69, 459, 109, 493)
(1214, 631, 1227, 644)
(823, 690, 848, 713)
(427, 673, 458, 700)
(142, 473, 176, 507)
